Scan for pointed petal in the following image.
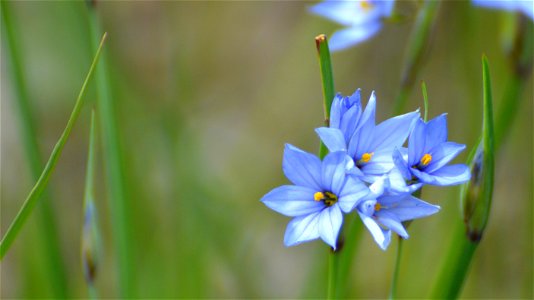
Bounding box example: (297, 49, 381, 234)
(360, 149, 395, 175)
(321, 151, 350, 195)
(328, 23, 382, 52)
(424, 142, 466, 173)
(318, 205, 343, 249)
(375, 211, 409, 239)
(347, 88, 361, 107)
(284, 212, 321, 247)
(358, 212, 391, 250)
(339, 103, 363, 142)
(309, 1, 362, 26)
(261, 185, 324, 217)
(378, 194, 440, 222)
(427, 164, 471, 186)
(283, 144, 322, 190)
(329, 93, 345, 129)
(316, 127, 347, 152)
(337, 176, 369, 213)
(408, 118, 426, 166)
(424, 114, 448, 151)
(387, 168, 423, 194)
(371, 110, 420, 151)
(392, 148, 412, 180)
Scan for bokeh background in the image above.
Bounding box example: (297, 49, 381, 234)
(1, 1, 532, 298)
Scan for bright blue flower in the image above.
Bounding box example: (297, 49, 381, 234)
(473, 0, 534, 21)
(316, 89, 420, 182)
(356, 189, 440, 250)
(393, 114, 471, 186)
(261, 144, 369, 249)
(309, 0, 395, 51)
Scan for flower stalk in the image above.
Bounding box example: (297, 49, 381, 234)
(315, 34, 335, 160)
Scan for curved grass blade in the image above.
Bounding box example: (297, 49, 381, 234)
(0, 33, 108, 259)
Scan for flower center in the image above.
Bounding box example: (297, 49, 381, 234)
(360, 0, 373, 11)
(357, 152, 374, 165)
(313, 191, 338, 207)
(420, 153, 432, 166)
(374, 203, 382, 211)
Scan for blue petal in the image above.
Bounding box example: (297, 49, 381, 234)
(348, 92, 377, 158)
(371, 110, 420, 151)
(261, 185, 324, 217)
(392, 148, 412, 180)
(329, 23, 382, 52)
(283, 144, 322, 190)
(473, 0, 534, 20)
(309, 0, 363, 26)
(337, 176, 369, 213)
(411, 164, 470, 186)
(318, 205, 343, 249)
(329, 94, 345, 129)
(339, 103, 363, 142)
(284, 211, 321, 247)
(424, 142, 466, 174)
(360, 149, 395, 175)
(408, 118, 427, 166)
(424, 114, 448, 152)
(321, 151, 350, 195)
(358, 212, 391, 250)
(375, 211, 408, 239)
(347, 88, 361, 107)
(315, 127, 347, 152)
(377, 194, 440, 222)
(386, 168, 423, 194)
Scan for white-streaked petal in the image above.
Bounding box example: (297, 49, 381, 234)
(375, 211, 409, 238)
(337, 176, 369, 213)
(321, 151, 350, 195)
(360, 149, 395, 175)
(427, 164, 471, 186)
(283, 144, 322, 190)
(261, 185, 325, 217)
(284, 211, 321, 247)
(378, 194, 440, 222)
(318, 205, 343, 249)
(358, 212, 391, 250)
(315, 127, 347, 152)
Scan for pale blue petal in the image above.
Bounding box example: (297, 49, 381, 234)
(261, 185, 325, 217)
(347, 88, 361, 107)
(360, 149, 395, 175)
(387, 168, 423, 194)
(428, 164, 471, 186)
(408, 118, 426, 166)
(322, 151, 352, 195)
(473, 0, 534, 20)
(283, 144, 322, 190)
(339, 103, 363, 141)
(329, 23, 382, 52)
(392, 148, 412, 180)
(378, 194, 440, 221)
(284, 212, 321, 247)
(337, 176, 369, 213)
(375, 211, 408, 239)
(424, 114, 448, 152)
(424, 142, 466, 173)
(371, 110, 420, 151)
(309, 0, 364, 26)
(315, 127, 347, 152)
(318, 205, 343, 249)
(358, 212, 391, 250)
(329, 94, 344, 129)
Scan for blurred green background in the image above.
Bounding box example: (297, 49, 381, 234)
(1, 1, 532, 298)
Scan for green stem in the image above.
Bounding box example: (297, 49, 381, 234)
(1, 1, 69, 296)
(315, 34, 335, 159)
(87, 7, 134, 297)
(421, 81, 429, 122)
(389, 237, 404, 300)
(392, 0, 440, 115)
(0, 33, 108, 259)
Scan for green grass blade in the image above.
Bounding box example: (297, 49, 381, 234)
(430, 55, 495, 299)
(315, 34, 335, 160)
(0, 32, 108, 259)
(1, 1, 69, 296)
(87, 7, 134, 296)
(392, 0, 440, 115)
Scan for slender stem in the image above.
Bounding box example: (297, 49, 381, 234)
(315, 34, 335, 159)
(421, 81, 429, 122)
(0, 33, 108, 259)
(327, 248, 337, 300)
(389, 237, 404, 300)
(87, 7, 134, 296)
(392, 0, 439, 115)
(1, 1, 69, 296)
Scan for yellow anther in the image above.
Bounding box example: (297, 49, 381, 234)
(362, 152, 374, 163)
(360, 0, 373, 11)
(420, 153, 432, 166)
(314, 192, 325, 202)
(374, 203, 382, 211)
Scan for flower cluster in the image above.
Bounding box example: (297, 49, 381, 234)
(262, 89, 470, 250)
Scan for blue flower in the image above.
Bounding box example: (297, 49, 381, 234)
(316, 89, 420, 182)
(309, 0, 395, 51)
(356, 190, 440, 250)
(261, 144, 369, 249)
(393, 114, 471, 186)
(473, 0, 533, 21)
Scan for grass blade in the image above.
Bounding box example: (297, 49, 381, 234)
(0, 32, 108, 259)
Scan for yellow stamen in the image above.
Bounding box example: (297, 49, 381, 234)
(360, 0, 373, 11)
(420, 153, 432, 166)
(374, 203, 382, 211)
(314, 192, 325, 202)
(358, 152, 374, 165)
